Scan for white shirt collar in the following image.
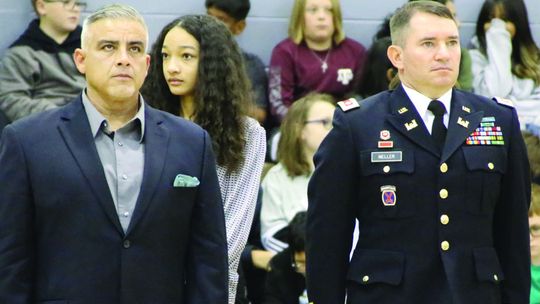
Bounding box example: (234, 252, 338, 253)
(401, 84, 452, 131)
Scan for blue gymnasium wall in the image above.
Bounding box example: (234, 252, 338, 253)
(1, 0, 540, 65)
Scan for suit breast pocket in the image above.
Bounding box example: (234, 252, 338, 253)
(463, 146, 507, 214)
(359, 150, 416, 219)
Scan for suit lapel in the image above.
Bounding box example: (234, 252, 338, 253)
(126, 107, 169, 235)
(57, 98, 124, 235)
(441, 91, 484, 163)
(386, 86, 440, 158)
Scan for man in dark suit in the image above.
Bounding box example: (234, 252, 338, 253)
(0, 4, 228, 304)
(306, 2, 530, 304)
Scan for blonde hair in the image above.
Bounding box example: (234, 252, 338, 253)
(514, 46, 540, 85)
(287, 0, 345, 45)
(277, 93, 335, 177)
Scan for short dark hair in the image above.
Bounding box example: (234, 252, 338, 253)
(205, 0, 250, 21)
(390, 1, 455, 46)
(288, 211, 307, 253)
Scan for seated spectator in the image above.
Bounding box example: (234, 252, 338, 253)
(268, 0, 365, 122)
(0, 0, 86, 121)
(261, 93, 334, 252)
(349, 37, 395, 99)
(469, 0, 540, 100)
(206, 0, 269, 125)
(523, 130, 540, 303)
(263, 211, 308, 304)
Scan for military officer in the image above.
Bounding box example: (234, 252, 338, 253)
(306, 1, 531, 304)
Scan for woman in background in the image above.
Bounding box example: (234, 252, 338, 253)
(142, 15, 266, 304)
(470, 0, 540, 100)
(261, 93, 334, 253)
(268, 0, 365, 122)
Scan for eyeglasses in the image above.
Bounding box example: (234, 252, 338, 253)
(305, 118, 333, 130)
(43, 0, 87, 10)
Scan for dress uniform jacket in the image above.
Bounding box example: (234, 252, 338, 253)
(306, 85, 531, 304)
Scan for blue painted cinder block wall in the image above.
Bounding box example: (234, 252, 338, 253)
(1, 0, 539, 65)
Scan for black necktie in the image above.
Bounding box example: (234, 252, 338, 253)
(428, 100, 447, 150)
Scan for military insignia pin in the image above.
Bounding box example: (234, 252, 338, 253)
(405, 119, 418, 131)
(457, 117, 469, 128)
(380, 130, 391, 140)
(462, 106, 471, 113)
(380, 185, 397, 206)
(398, 107, 408, 114)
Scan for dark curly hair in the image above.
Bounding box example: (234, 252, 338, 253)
(142, 15, 251, 173)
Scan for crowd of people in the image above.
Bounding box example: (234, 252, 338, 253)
(0, 0, 539, 303)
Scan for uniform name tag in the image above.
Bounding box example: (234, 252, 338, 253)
(371, 151, 403, 163)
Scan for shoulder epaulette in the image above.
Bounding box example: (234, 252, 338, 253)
(337, 98, 360, 112)
(492, 96, 514, 108)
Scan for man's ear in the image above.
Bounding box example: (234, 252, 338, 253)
(73, 48, 86, 74)
(144, 54, 151, 77)
(35, 0, 47, 17)
(387, 45, 404, 70)
(231, 19, 246, 36)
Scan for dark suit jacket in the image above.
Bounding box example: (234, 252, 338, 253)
(306, 86, 531, 304)
(0, 97, 228, 303)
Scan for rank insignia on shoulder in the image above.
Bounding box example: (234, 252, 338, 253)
(492, 96, 514, 108)
(337, 98, 360, 112)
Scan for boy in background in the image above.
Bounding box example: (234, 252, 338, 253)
(206, 0, 269, 125)
(0, 0, 85, 121)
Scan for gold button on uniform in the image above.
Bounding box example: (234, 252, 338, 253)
(383, 166, 390, 173)
(441, 241, 450, 251)
(493, 274, 499, 281)
(440, 163, 448, 173)
(439, 189, 448, 199)
(362, 275, 370, 283)
(440, 214, 449, 225)
(488, 162, 494, 170)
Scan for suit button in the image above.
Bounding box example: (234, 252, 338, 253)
(383, 165, 390, 173)
(493, 274, 499, 281)
(440, 214, 449, 225)
(488, 162, 495, 170)
(441, 241, 450, 251)
(439, 189, 448, 199)
(362, 275, 369, 283)
(440, 163, 448, 173)
(123, 240, 131, 249)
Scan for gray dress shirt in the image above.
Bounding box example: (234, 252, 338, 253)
(82, 93, 145, 232)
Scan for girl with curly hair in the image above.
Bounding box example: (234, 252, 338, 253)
(142, 14, 266, 304)
(470, 0, 540, 100)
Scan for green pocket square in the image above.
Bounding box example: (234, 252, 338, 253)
(173, 174, 200, 187)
